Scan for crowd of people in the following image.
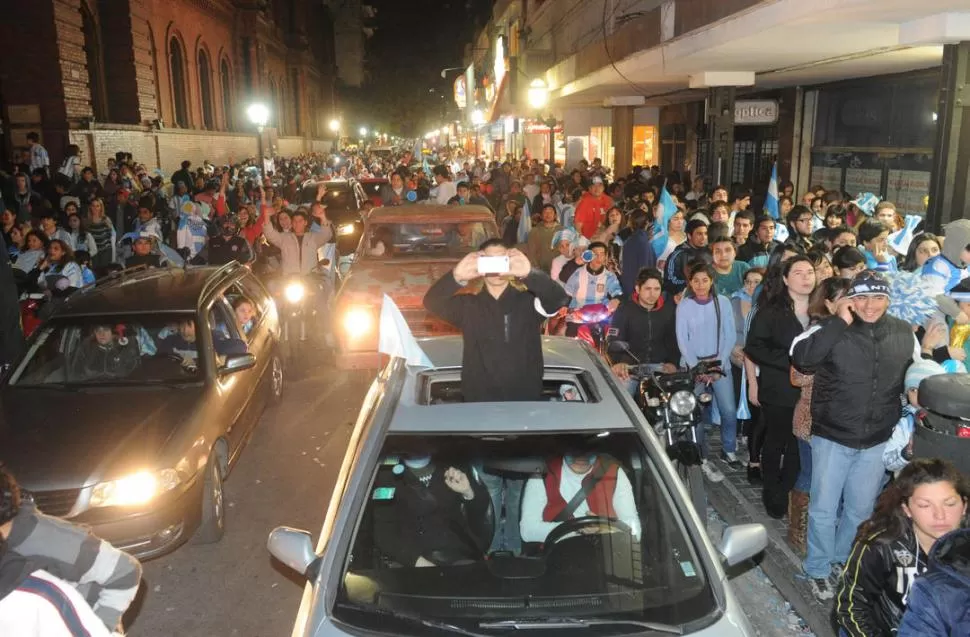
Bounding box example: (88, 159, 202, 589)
(3, 135, 970, 636)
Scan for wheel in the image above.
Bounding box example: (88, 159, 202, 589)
(680, 462, 707, 519)
(268, 352, 284, 404)
(193, 453, 225, 544)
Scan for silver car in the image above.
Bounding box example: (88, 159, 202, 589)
(269, 337, 767, 637)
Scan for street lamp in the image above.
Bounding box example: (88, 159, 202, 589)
(527, 79, 556, 167)
(471, 109, 485, 125)
(328, 118, 341, 132)
(359, 126, 368, 137)
(328, 118, 341, 153)
(247, 103, 270, 171)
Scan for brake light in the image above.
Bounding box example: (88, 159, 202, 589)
(957, 425, 970, 439)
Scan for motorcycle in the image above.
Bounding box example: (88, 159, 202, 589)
(609, 340, 718, 518)
(566, 303, 615, 354)
(270, 257, 335, 374)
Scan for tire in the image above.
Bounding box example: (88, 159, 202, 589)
(681, 462, 707, 519)
(268, 352, 284, 404)
(193, 454, 226, 544)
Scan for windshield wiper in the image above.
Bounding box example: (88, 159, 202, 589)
(336, 601, 491, 637)
(479, 617, 683, 635)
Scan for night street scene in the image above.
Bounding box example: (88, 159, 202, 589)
(3, 1, 970, 636)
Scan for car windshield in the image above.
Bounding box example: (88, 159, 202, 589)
(321, 186, 358, 218)
(7, 314, 235, 386)
(362, 221, 498, 259)
(334, 432, 715, 635)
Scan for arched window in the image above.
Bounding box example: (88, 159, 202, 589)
(80, 3, 108, 121)
(169, 37, 189, 127)
(147, 24, 161, 122)
(220, 59, 233, 130)
(197, 48, 214, 129)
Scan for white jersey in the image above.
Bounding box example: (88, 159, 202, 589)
(0, 569, 112, 637)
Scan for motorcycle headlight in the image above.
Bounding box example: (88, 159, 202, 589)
(342, 306, 374, 341)
(284, 281, 306, 304)
(669, 390, 697, 417)
(89, 469, 181, 508)
(337, 223, 356, 236)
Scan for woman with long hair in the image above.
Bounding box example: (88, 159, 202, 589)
(676, 261, 739, 482)
(65, 213, 97, 256)
(654, 209, 686, 271)
(86, 198, 116, 268)
(36, 238, 83, 289)
(902, 233, 942, 272)
(744, 254, 817, 518)
(788, 277, 852, 553)
(836, 458, 968, 637)
(14, 230, 49, 273)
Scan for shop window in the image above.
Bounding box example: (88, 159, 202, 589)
(81, 3, 109, 121)
(661, 124, 686, 177)
(633, 126, 658, 167)
(589, 126, 614, 170)
(198, 48, 214, 130)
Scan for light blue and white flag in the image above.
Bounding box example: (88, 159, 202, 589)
(888, 214, 923, 256)
(378, 294, 433, 368)
(764, 163, 789, 242)
(650, 185, 679, 256)
(517, 197, 532, 244)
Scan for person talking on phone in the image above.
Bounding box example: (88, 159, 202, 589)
(790, 270, 921, 602)
(423, 238, 569, 402)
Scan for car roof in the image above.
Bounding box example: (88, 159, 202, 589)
(366, 204, 496, 223)
(53, 266, 234, 317)
(387, 336, 636, 434)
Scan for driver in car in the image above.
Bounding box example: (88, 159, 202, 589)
(519, 452, 641, 544)
(70, 324, 140, 380)
(373, 454, 491, 568)
(158, 319, 247, 371)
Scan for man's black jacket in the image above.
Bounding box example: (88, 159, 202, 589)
(663, 242, 710, 296)
(608, 296, 679, 366)
(791, 313, 917, 449)
(424, 270, 569, 402)
(203, 235, 253, 265)
(736, 237, 779, 265)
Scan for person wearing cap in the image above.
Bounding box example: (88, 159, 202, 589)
(200, 216, 253, 265)
(573, 176, 614, 239)
(790, 269, 922, 602)
(125, 234, 162, 269)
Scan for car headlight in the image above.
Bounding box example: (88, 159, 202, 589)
(342, 306, 374, 341)
(89, 469, 181, 508)
(669, 390, 697, 417)
(337, 223, 355, 236)
(284, 281, 306, 303)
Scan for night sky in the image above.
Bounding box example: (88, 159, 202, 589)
(341, 0, 494, 138)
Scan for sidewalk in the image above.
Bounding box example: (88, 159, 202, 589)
(707, 436, 837, 637)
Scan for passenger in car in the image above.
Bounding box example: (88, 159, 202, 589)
(520, 453, 641, 543)
(157, 320, 247, 371)
(70, 324, 140, 380)
(232, 298, 256, 336)
(372, 454, 491, 567)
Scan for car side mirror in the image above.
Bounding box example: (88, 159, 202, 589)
(220, 353, 256, 375)
(717, 523, 767, 567)
(268, 526, 317, 578)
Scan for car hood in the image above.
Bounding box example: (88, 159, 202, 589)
(0, 386, 204, 490)
(337, 260, 458, 309)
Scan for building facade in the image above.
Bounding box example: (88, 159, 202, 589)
(0, 0, 349, 174)
(459, 0, 970, 225)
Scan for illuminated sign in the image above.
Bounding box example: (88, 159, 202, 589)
(454, 75, 466, 109)
(494, 36, 507, 88)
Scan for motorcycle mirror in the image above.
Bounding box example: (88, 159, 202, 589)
(607, 340, 630, 353)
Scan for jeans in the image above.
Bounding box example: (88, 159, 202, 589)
(696, 367, 737, 456)
(804, 436, 888, 578)
(760, 404, 800, 512)
(479, 470, 523, 555)
(795, 438, 813, 492)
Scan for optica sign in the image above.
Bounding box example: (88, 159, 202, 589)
(734, 100, 779, 126)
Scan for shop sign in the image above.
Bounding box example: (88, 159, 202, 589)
(735, 100, 779, 126)
(454, 75, 466, 109)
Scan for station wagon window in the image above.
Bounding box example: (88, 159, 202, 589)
(420, 370, 599, 404)
(8, 314, 205, 386)
(224, 282, 263, 340)
(334, 432, 716, 634)
(363, 221, 498, 259)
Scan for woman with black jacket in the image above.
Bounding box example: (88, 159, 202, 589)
(744, 254, 817, 518)
(837, 459, 968, 637)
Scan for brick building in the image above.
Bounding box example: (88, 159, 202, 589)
(0, 0, 344, 175)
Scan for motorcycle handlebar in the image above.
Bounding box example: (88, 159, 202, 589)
(627, 359, 723, 380)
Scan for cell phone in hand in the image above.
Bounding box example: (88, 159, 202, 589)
(478, 255, 510, 275)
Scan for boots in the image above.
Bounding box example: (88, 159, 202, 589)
(787, 490, 809, 555)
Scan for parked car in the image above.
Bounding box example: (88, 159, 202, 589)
(269, 336, 768, 637)
(0, 263, 284, 560)
(332, 204, 499, 370)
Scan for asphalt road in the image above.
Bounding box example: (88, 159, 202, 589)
(125, 365, 365, 637)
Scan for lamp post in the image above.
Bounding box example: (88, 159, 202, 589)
(527, 79, 556, 168)
(246, 103, 270, 174)
(328, 118, 341, 153)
